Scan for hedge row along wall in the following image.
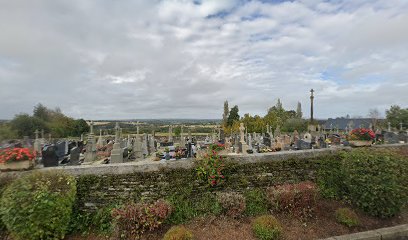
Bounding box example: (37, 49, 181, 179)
(2, 144, 407, 213)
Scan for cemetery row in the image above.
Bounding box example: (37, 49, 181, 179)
(0, 121, 408, 171)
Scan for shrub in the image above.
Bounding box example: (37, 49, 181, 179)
(163, 226, 193, 240)
(316, 154, 346, 199)
(335, 208, 359, 227)
(266, 181, 317, 218)
(244, 189, 268, 216)
(216, 192, 246, 218)
(166, 192, 221, 224)
(112, 199, 172, 239)
(341, 149, 408, 218)
(196, 150, 225, 187)
(0, 171, 76, 240)
(252, 215, 282, 240)
(0, 176, 15, 232)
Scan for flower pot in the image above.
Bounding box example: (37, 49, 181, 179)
(0, 160, 34, 171)
(349, 140, 372, 147)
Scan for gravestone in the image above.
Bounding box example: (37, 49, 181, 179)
(297, 140, 312, 150)
(69, 147, 80, 165)
(303, 133, 312, 143)
(42, 145, 59, 167)
(111, 123, 124, 163)
(384, 132, 399, 144)
(56, 141, 66, 158)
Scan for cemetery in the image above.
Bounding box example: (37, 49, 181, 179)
(1, 92, 408, 240)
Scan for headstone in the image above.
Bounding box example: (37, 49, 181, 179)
(56, 141, 66, 158)
(42, 145, 59, 167)
(274, 126, 281, 138)
(96, 129, 104, 148)
(297, 140, 312, 150)
(84, 121, 97, 162)
(69, 147, 80, 165)
(111, 123, 124, 163)
(133, 135, 143, 159)
(384, 132, 399, 144)
(303, 132, 312, 143)
(33, 129, 41, 154)
(239, 123, 249, 154)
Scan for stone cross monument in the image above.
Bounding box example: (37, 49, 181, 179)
(310, 88, 314, 122)
(239, 123, 249, 154)
(111, 122, 124, 163)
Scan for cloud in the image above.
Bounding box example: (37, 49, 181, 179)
(0, 0, 408, 120)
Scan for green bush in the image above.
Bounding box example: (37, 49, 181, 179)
(341, 149, 408, 217)
(0, 171, 76, 240)
(244, 189, 268, 216)
(163, 226, 193, 240)
(166, 192, 221, 224)
(316, 154, 346, 199)
(317, 149, 408, 218)
(252, 215, 282, 240)
(335, 208, 359, 227)
(0, 176, 15, 232)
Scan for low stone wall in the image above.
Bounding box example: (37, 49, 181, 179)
(2, 144, 408, 212)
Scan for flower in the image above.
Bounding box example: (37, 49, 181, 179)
(349, 128, 375, 141)
(0, 148, 35, 164)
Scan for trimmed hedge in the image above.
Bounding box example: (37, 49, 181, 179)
(318, 148, 408, 218)
(0, 171, 76, 240)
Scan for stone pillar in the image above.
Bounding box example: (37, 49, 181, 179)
(310, 88, 314, 122)
(168, 125, 173, 142)
(110, 122, 124, 163)
(84, 121, 97, 162)
(180, 125, 186, 147)
(388, 122, 391, 132)
(34, 129, 41, 154)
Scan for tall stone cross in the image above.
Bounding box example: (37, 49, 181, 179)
(400, 122, 403, 131)
(310, 89, 314, 122)
(114, 122, 120, 142)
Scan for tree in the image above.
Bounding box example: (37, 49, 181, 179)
(222, 100, 229, 128)
(368, 108, 381, 128)
(227, 105, 239, 127)
(386, 105, 408, 129)
(10, 114, 48, 138)
(72, 119, 90, 136)
(33, 103, 50, 122)
(174, 126, 181, 137)
(296, 102, 302, 118)
(282, 118, 308, 132)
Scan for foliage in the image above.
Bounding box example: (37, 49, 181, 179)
(111, 199, 172, 239)
(316, 154, 346, 199)
(223, 100, 229, 128)
(0, 176, 15, 232)
(163, 226, 193, 240)
(196, 150, 225, 187)
(282, 118, 307, 133)
(0, 147, 35, 164)
(266, 181, 317, 218)
(349, 128, 375, 141)
(9, 103, 89, 138)
(296, 102, 302, 119)
(317, 149, 408, 218)
(10, 113, 48, 138)
(0, 171, 76, 240)
(216, 192, 246, 218)
(252, 215, 282, 240)
(227, 105, 240, 127)
(244, 189, 268, 216)
(166, 192, 221, 224)
(335, 208, 359, 228)
(341, 149, 408, 218)
(0, 123, 17, 141)
(209, 143, 225, 152)
(386, 105, 408, 130)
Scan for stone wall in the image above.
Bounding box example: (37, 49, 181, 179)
(3, 144, 408, 212)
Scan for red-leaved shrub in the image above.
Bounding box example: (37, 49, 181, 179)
(216, 192, 246, 218)
(111, 199, 172, 239)
(266, 181, 317, 218)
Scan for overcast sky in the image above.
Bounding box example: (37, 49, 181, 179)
(1, 0, 407, 120)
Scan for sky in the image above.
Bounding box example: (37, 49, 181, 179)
(0, 0, 407, 120)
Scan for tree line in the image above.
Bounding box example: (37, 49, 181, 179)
(0, 103, 89, 140)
